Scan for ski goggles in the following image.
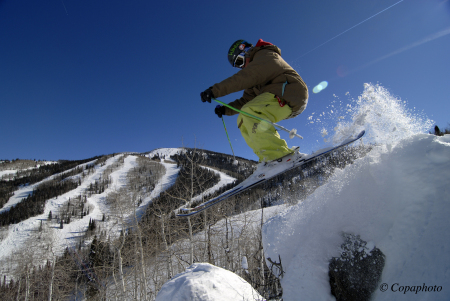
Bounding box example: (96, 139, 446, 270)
(233, 46, 252, 68)
(233, 52, 246, 68)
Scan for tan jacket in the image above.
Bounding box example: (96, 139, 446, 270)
(211, 44, 308, 119)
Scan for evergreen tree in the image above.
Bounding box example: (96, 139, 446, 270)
(434, 125, 443, 136)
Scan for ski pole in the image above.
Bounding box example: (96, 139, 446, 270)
(221, 115, 236, 161)
(213, 98, 303, 139)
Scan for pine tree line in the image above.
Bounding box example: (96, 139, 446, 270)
(0, 159, 50, 174)
(430, 124, 450, 136)
(0, 154, 123, 227)
(0, 156, 103, 209)
(0, 179, 80, 226)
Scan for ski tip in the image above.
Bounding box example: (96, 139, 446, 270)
(357, 130, 365, 138)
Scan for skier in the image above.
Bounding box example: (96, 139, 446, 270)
(201, 39, 308, 163)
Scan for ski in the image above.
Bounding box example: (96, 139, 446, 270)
(176, 130, 365, 217)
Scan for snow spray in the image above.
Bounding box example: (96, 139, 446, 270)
(309, 83, 434, 148)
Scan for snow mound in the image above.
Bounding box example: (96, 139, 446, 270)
(147, 148, 183, 159)
(155, 263, 264, 301)
(263, 134, 450, 300)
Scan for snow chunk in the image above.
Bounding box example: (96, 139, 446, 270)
(156, 263, 264, 301)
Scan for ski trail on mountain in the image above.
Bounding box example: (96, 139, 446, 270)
(133, 162, 180, 221)
(0, 160, 96, 215)
(0, 155, 122, 276)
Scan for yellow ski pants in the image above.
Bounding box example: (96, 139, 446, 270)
(237, 92, 293, 162)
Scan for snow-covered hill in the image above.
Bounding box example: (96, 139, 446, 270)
(260, 84, 448, 300)
(0, 149, 236, 282)
(0, 155, 132, 276)
(0, 159, 96, 215)
(0, 161, 57, 181)
(147, 148, 185, 161)
(263, 133, 450, 300)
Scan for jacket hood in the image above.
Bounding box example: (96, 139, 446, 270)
(248, 39, 281, 61)
(255, 39, 273, 47)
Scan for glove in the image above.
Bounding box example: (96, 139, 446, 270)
(215, 105, 225, 118)
(201, 88, 214, 103)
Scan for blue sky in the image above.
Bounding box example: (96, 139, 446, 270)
(1, 0, 449, 161)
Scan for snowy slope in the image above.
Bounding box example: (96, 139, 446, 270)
(263, 134, 450, 301)
(0, 155, 124, 275)
(0, 155, 166, 276)
(133, 161, 180, 221)
(0, 159, 96, 215)
(0, 170, 18, 179)
(262, 84, 448, 301)
(146, 147, 237, 211)
(0, 150, 239, 282)
(147, 148, 184, 160)
(175, 166, 236, 212)
(0, 155, 180, 275)
(190, 167, 236, 204)
(0, 161, 57, 181)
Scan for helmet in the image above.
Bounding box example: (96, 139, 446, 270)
(227, 40, 253, 67)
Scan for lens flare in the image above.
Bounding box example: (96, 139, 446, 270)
(313, 81, 329, 93)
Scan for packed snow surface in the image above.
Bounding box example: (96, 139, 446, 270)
(263, 84, 448, 300)
(0, 170, 18, 178)
(155, 263, 264, 301)
(147, 148, 184, 160)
